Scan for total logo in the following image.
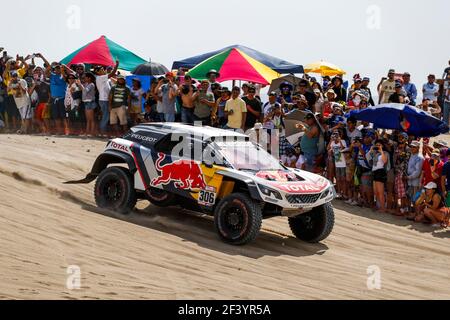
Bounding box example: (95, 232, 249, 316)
(109, 141, 129, 153)
(272, 182, 327, 194)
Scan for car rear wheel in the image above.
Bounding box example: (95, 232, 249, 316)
(214, 193, 262, 245)
(146, 187, 176, 207)
(94, 167, 136, 215)
(288, 202, 335, 243)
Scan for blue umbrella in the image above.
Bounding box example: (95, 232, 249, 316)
(348, 103, 449, 137)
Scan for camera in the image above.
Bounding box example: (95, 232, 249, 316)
(181, 84, 190, 95)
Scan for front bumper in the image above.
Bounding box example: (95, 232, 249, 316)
(259, 185, 336, 215)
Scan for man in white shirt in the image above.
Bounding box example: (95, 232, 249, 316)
(422, 74, 439, 102)
(95, 60, 119, 135)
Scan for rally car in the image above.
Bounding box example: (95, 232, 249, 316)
(67, 123, 335, 245)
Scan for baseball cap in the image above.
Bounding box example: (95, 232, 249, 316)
(362, 77, 370, 82)
(403, 72, 411, 76)
(365, 130, 376, 138)
(410, 140, 420, 148)
(388, 69, 395, 74)
(165, 71, 174, 78)
(395, 82, 402, 88)
(431, 149, 440, 158)
(268, 91, 277, 96)
(424, 182, 437, 190)
(304, 113, 315, 120)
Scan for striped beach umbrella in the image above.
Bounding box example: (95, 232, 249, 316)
(61, 35, 146, 71)
(186, 47, 281, 85)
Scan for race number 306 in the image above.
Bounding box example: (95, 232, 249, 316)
(198, 189, 216, 206)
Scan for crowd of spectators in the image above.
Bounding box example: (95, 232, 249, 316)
(1, 47, 449, 228)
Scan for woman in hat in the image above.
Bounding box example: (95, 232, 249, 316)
(322, 90, 337, 118)
(331, 76, 347, 103)
(415, 182, 448, 227)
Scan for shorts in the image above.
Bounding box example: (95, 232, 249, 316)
(35, 103, 47, 121)
(361, 171, 373, 187)
(51, 98, 66, 120)
(373, 169, 387, 183)
(5, 95, 20, 119)
(18, 105, 33, 120)
(336, 167, 346, 178)
(110, 106, 127, 125)
(84, 101, 97, 110)
(130, 104, 142, 114)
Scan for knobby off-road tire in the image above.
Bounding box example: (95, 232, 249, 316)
(288, 202, 335, 243)
(214, 193, 262, 245)
(94, 167, 137, 215)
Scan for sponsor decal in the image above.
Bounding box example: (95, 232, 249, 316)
(130, 133, 157, 143)
(269, 179, 328, 194)
(110, 141, 129, 153)
(151, 152, 207, 190)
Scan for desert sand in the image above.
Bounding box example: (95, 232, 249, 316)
(0, 133, 450, 300)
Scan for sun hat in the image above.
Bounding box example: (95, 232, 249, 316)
(424, 182, 437, 190)
(326, 89, 337, 98)
(206, 69, 220, 77)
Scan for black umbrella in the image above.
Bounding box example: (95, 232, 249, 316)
(131, 61, 169, 76)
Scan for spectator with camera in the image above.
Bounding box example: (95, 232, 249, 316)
(7, 70, 31, 133)
(157, 72, 178, 122)
(30, 67, 51, 133)
(192, 80, 215, 126)
(179, 74, 196, 125)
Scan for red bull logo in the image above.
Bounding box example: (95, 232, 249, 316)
(151, 153, 207, 190)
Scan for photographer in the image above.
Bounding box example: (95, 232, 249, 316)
(368, 139, 389, 213)
(157, 72, 178, 122)
(7, 71, 31, 133)
(30, 67, 51, 133)
(179, 74, 196, 125)
(192, 80, 215, 126)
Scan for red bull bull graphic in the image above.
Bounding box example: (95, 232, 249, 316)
(151, 153, 207, 190)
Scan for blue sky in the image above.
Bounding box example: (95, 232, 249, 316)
(3, 0, 449, 99)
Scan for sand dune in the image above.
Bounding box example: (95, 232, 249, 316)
(0, 134, 450, 299)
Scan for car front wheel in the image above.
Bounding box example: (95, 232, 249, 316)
(214, 193, 262, 245)
(288, 202, 335, 243)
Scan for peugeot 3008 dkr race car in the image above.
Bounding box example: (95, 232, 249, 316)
(67, 123, 335, 245)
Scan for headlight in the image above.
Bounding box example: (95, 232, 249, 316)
(258, 184, 282, 200)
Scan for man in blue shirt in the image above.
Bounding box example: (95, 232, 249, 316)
(402, 72, 417, 106)
(47, 63, 67, 134)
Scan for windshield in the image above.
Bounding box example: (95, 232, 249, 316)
(216, 141, 284, 171)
